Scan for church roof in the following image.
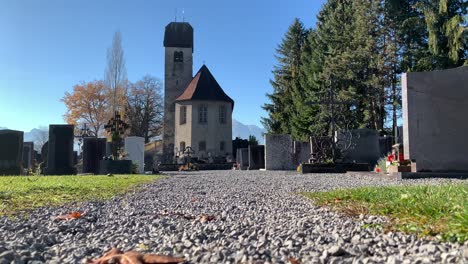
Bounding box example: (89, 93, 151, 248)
(175, 65, 234, 108)
(163, 22, 193, 49)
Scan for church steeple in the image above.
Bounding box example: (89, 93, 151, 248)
(162, 22, 194, 162)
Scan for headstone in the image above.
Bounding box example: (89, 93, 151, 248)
(248, 145, 265, 170)
(293, 141, 310, 165)
(125, 136, 145, 174)
(46, 124, 75, 175)
(82, 137, 106, 174)
(41, 141, 49, 171)
(264, 134, 295, 170)
(0, 130, 24, 175)
(22, 141, 34, 170)
(236, 148, 249, 170)
(337, 129, 380, 165)
(73, 151, 78, 165)
(402, 66, 468, 172)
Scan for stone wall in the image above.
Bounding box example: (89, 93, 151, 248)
(402, 66, 468, 172)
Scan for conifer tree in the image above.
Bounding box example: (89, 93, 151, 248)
(262, 18, 307, 135)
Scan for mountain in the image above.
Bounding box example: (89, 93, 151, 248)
(232, 119, 266, 144)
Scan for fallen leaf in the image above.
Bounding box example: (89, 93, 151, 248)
(55, 211, 84, 220)
(334, 198, 342, 203)
(198, 214, 215, 222)
(87, 248, 185, 264)
(289, 257, 301, 264)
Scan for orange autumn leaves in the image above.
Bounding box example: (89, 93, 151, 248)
(87, 248, 184, 264)
(61, 80, 126, 137)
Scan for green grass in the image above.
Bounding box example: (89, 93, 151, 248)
(0, 175, 161, 216)
(303, 184, 468, 243)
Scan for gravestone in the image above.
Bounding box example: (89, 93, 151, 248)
(46, 125, 75, 175)
(40, 141, 49, 172)
(248, 145, 265, 170)
(402, 66, 468, 172)
(82, 137, 106, 174)
(337, 129, 380, 165)
(22, 141, 34, 170)
(293, 141, 310, 166)
(0, 130, 24, 175)
(125, 136, 145, 174)
(264, 134, 295, 170)
(236, 148, 249, 170)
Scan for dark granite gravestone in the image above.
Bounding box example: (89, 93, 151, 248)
(379, 136, 393, 157)
(82, 137, 106, 174)
(403, 66, 468, 172)
(40, 141, 49, 173)
(73, 151, 78, 165)
(337, 129, 380, 166)
(0, 130, 24, 175)
(46, 125, 75, 175)
(22, 141, 34, 170)
(248, 145, 265, 170)
(236, 148, 249, 170)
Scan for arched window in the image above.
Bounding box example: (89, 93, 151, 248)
(174, 51, 183, 62)
(180, 106, 187, 125)
(219, 105, 226, 124)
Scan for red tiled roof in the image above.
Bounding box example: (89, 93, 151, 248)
(175, 65, 234, 108)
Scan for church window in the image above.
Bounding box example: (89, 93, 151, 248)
(174, 51, 183, 62)
(180, 141, 186, 152)
(198, 105, 207, 124)
(180, 106, 187, 125)
(199, 141, 206, 151)
(219, 105, 226, 124)
(220, 141, 225, 152)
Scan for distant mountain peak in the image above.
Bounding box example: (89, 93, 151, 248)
(232, 119, 265, 144)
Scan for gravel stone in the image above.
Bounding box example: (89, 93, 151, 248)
(0, 171, 466, 263)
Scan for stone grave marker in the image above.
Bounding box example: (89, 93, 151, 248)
(402, 66, 468, 172)
(337, 128, 380, 165)
(265, 134, 295, 170)
(248, 145, 265, 170)
(82, 137, 106, 174)
(293, 141, 310, 166)
(236, 148, 249, 170)
(46, 124, 75, 175)
(125, 136, 145, 174)
(22, 141, 34, 170)
(0, 130, 24, 175)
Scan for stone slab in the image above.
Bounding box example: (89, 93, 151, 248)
(402, 66, 468, 172)
(82, 137, 107, 174)
(22, 141, 34, 170)
(264, 134, 295, 170)
(46, 125, 75, 175)
(0, 129, 24, 175)
(338, 129, 380, 165)
(125, 136, 145, 174)
(248, 145, 265, 170)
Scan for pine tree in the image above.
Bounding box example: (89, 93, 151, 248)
(262, 18, 307, 135)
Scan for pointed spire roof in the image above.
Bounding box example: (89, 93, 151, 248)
(176, 65, 234, 108)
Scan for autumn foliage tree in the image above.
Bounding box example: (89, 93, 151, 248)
(62, 80, 110, 136)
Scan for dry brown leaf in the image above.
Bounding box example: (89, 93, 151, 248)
(55, 211, 84, 220)
(87, 248, 185, 264)
(289, 257, 302, 264)
(198, 214, 215, 222)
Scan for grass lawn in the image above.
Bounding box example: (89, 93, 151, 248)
(0, 175, 161, 216)
(303, 183, 468, 243)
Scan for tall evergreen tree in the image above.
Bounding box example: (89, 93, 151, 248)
(262, 18, 307, 135)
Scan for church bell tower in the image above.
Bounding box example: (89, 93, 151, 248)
(163, 22, 193, 162)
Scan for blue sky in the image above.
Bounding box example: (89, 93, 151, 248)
(0, 0, 326, 132)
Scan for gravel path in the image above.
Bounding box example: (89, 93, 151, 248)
(0, 171, 467, 264)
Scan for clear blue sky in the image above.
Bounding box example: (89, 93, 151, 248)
(0, 0, 326, 132)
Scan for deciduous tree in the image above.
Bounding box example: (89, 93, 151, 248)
(62, 80, 109, 137)
(125, 75, 163, 143)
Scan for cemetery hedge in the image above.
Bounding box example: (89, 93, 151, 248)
(0, 175, 161, 216)
(304, 184, 468, 243)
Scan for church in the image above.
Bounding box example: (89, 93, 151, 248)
(161, 22, 234, 162)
